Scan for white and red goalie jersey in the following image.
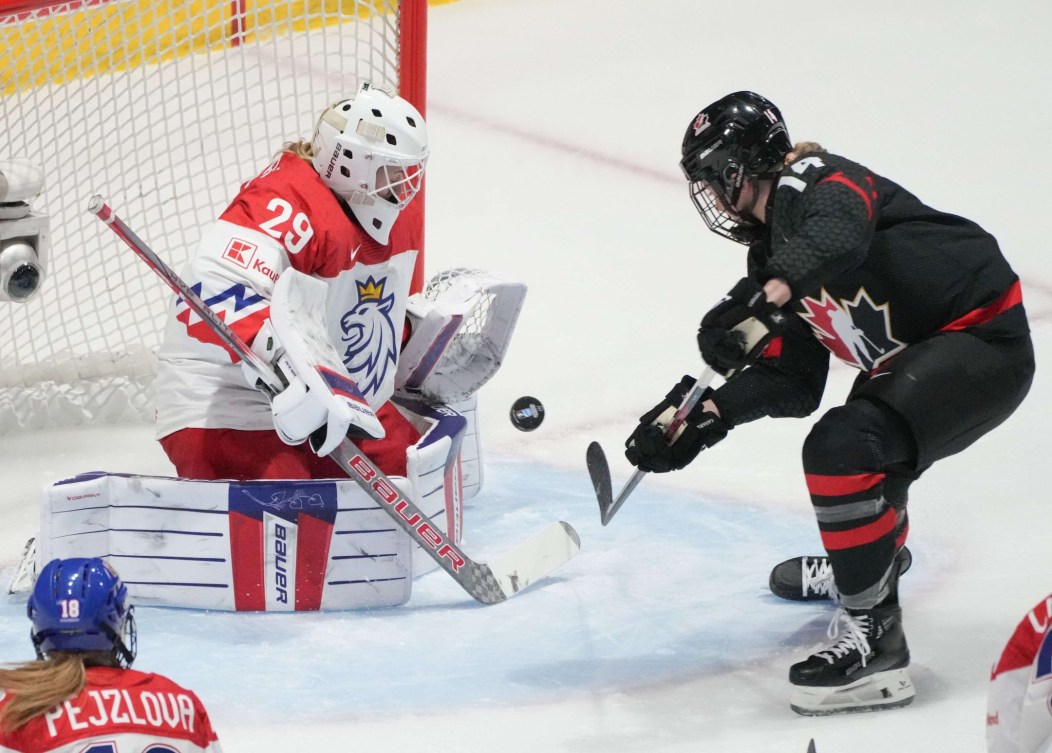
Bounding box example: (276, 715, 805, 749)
(989, 593, 1052, 753)
(155, 152, 421, 439)
(0, 666, 221, 752)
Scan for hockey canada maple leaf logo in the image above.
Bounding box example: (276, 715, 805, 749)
(797, 288, 906, 371)
(693, 112, 710, 135)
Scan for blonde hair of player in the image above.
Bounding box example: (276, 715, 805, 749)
(0, 650, 115, 732)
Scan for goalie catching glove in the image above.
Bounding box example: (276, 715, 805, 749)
(624, 375, 730, 473)
(697, 277, 787, 376)
(243, 271, 385, 457)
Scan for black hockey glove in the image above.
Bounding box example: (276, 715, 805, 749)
(624, 375, 730, 473)
(697, 277, 787, 376)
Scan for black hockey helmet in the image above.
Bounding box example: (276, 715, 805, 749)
(680, 91, 791, 244)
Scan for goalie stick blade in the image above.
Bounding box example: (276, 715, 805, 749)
(469, 521, 581, 605)
(586, 442, 615, 524)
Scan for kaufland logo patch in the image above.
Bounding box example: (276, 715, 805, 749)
(223, 237, 258, 269)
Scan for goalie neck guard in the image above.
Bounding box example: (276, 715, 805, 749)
(28, 557, 137, 668)
(311, 82, 429, 245)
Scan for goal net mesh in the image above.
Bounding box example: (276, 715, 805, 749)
(0, 0, 417, 433)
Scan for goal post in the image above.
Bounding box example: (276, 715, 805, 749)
(0, 0, 427, 433)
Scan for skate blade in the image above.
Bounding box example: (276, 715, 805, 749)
(790, 667, 915, 716)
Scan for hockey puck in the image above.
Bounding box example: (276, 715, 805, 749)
(510, 396, 545, 431)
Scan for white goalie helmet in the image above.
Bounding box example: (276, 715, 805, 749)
(311, 82, 429, 244)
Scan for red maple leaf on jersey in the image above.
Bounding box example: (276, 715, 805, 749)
(797, 288, 906, 371)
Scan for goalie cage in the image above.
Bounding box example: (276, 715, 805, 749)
(0, 0, 427, 434)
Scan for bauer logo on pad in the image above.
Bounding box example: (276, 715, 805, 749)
(222, 237, 258, 269)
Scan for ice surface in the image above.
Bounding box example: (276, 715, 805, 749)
(2, 0, 1051, 751)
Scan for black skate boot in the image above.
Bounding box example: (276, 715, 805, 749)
(788, 603, 914, 715)
(769, 546, 912, 602)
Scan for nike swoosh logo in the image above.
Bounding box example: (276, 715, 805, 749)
(349, 245, 362, 264)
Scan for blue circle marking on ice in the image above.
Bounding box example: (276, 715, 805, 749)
(0, 460, 898, 723)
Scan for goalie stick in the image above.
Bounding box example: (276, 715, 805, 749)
(87, 195, 581, 605)
(587, 367, 716, 526)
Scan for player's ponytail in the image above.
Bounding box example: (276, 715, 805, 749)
(785, 141, 827, 164)
(0, 652, 91, 732)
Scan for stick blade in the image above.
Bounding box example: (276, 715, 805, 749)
(471, 521, 582, 604)
(586, 441, 615, 524)
(807, 739, 816, 753)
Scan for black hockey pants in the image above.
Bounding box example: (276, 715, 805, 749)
(801, 330, 1034, 609)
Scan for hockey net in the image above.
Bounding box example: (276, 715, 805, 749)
(0, 0, 426, 433)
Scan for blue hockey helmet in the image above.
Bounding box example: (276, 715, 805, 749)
(27, 557, 137, 667)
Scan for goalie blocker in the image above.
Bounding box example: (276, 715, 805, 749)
(29, 398, 466, 611)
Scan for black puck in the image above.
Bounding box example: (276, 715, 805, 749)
(510, 396, 545, 431)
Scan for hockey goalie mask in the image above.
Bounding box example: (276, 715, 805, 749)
(680, 91, 791, 245)
(312, 82, 429, 244)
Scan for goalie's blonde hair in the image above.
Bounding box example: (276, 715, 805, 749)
(282, 140, 314, 161)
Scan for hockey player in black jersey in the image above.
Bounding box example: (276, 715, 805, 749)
(624, 91, 1034, 715)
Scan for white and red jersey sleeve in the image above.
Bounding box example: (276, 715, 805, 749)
(989, 593, 1052, 753)
(0, 666, 221, 753)
(155, 152, 421, 438)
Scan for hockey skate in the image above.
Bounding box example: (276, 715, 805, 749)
(788, 603, 914, 716)
(769, 546, 912, 602)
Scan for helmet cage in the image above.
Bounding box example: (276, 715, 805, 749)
(688, 177, 760, 244)
(682, 140, 762, 244)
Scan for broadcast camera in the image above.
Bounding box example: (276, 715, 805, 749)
(0, 159, 48, 304)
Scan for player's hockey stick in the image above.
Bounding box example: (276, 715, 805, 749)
(587, 367, 716, 526)
(87, 195, 581, 605)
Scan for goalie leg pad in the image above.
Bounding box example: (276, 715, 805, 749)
(396, 397, 469, 575)
(38, 472, 415, 610)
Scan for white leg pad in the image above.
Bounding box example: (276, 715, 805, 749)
(397, 397, 468, 576)
(38, 472, 417, 611)
(790, 667, 915, 716)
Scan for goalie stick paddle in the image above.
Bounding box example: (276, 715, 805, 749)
(589, 367, 716, 526)
(88, 195, 581, 605)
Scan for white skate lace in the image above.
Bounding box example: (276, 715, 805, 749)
(801, 557, 838, 600)
(815, 608, 872, 668)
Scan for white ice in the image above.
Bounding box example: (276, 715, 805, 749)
(2, 0, 1052, 751)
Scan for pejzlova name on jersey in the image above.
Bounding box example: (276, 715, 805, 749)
(44, 688, 198, 737)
